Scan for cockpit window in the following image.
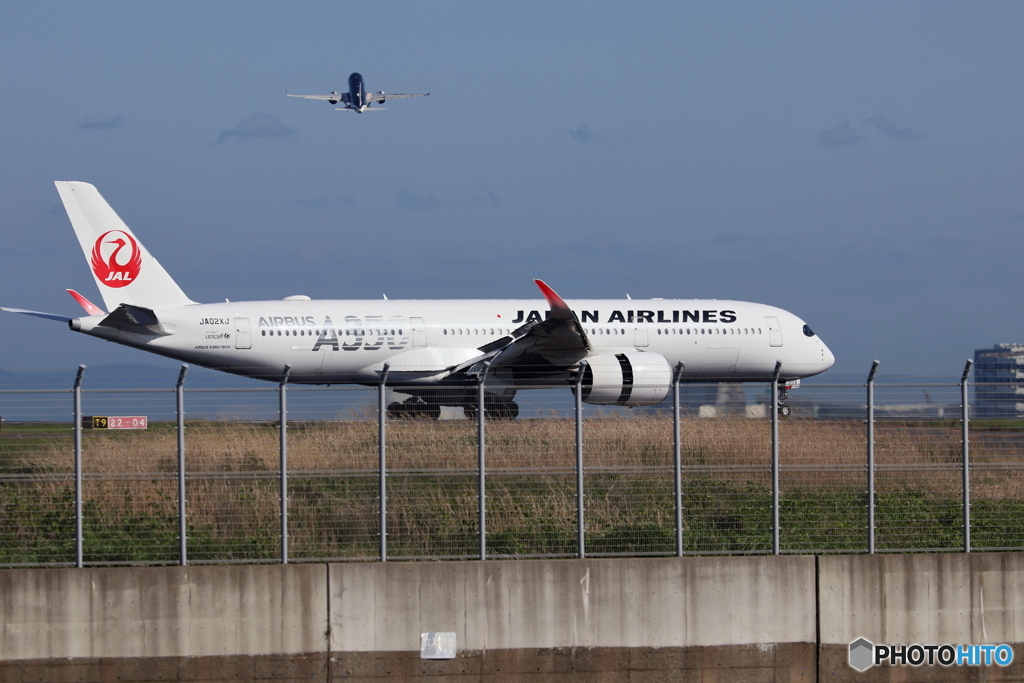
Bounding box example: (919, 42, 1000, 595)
(802, 324, 815, 337)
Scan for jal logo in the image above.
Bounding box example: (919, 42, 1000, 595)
(91, 230, 142, 288)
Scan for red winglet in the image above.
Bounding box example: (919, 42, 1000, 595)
(67, 289, 105, 316)
(534, 279, 570, 312)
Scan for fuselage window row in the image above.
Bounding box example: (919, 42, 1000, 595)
(585, 326, 764, 338)
(659, 327, 751, 336)
(260, 326, 765, 339)
(260, 328, 405, 338)
(440, 328, 508, 336)
(256, 323, 765, 339)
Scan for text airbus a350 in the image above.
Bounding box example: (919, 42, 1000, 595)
(2, 182, 835, 418)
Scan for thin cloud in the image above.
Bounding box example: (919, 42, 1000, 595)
(78, 115, 124, 131)
(816, 121, 863, 148)
(468, 185, 500, 208)
(291, 197, 358, 208)
(712, 232, 755, 244)
(710, 232, 788, 245)
(569, 124, 596, 143)
(215, 113, 296, 144)
(863, 116, 927, 142)
(395, 186, 442, 211)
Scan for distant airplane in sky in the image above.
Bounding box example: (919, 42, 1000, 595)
(287, 72, 428, 113)
(2, 183, 834, 419)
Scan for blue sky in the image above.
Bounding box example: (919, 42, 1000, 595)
(2, 2, 1023, 372)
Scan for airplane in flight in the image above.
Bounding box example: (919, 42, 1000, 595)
(2, 183, 834, 418)
(287, 72, 428, 113)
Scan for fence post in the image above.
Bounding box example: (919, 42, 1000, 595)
(73, 365, 85, 568)
(378, 363, 390, 562)
(866, 360, 879, 554)
(575, 361, 588, 559)
(279, 364, 291, 565)
(176, 364, 188, 566)
(771, 361, 782, 556)
(673, 362, 684, 556)
(961, 359, 973, 553)
(477, 361, 492, 560)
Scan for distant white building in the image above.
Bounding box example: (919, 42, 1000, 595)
(973, 344, 1024, 418)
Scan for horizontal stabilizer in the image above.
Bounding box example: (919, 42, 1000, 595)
(67, 289, 104, 315)
(0, 307, 71, 323)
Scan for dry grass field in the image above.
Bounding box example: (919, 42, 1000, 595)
(2, 415, 1023, 565)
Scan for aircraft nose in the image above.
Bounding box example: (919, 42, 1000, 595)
(820, 339, 836, 371)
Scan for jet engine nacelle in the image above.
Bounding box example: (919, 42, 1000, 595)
(579, 351, 673, 407)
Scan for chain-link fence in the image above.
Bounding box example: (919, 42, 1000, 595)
(2, 362, 1022, 567)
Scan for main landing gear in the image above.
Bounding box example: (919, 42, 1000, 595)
(386, 397, 520, 420)
(464, 399, 520, 421)
(387, 397, 440, 420)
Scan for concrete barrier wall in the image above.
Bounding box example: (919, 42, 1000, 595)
(6, 553, 1024, 681)
(0, 564, 327, 660)
(819, 553, 1024, 645)
(818, 554, 1024, 682)
(329, 556, 817, 652)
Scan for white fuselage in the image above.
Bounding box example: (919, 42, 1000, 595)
(71, 297, 835, 386)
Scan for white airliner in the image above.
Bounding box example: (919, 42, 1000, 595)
(2, 182, 834, 418)
(287, 72, 428, 113)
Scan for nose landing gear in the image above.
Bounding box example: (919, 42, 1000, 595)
(778, 388, 791, 417)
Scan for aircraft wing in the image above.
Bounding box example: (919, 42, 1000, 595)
(287, 92, 350, 103)
(453, 280, 590, 376)
(372, 92, 429, 101)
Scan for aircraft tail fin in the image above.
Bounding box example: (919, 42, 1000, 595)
(55, 182, 197, 312)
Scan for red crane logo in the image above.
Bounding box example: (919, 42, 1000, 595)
(91, 230, 142, 288)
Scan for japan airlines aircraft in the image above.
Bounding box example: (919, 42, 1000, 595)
(2, 182, 834, 418)
(287, 72, 428, 113)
